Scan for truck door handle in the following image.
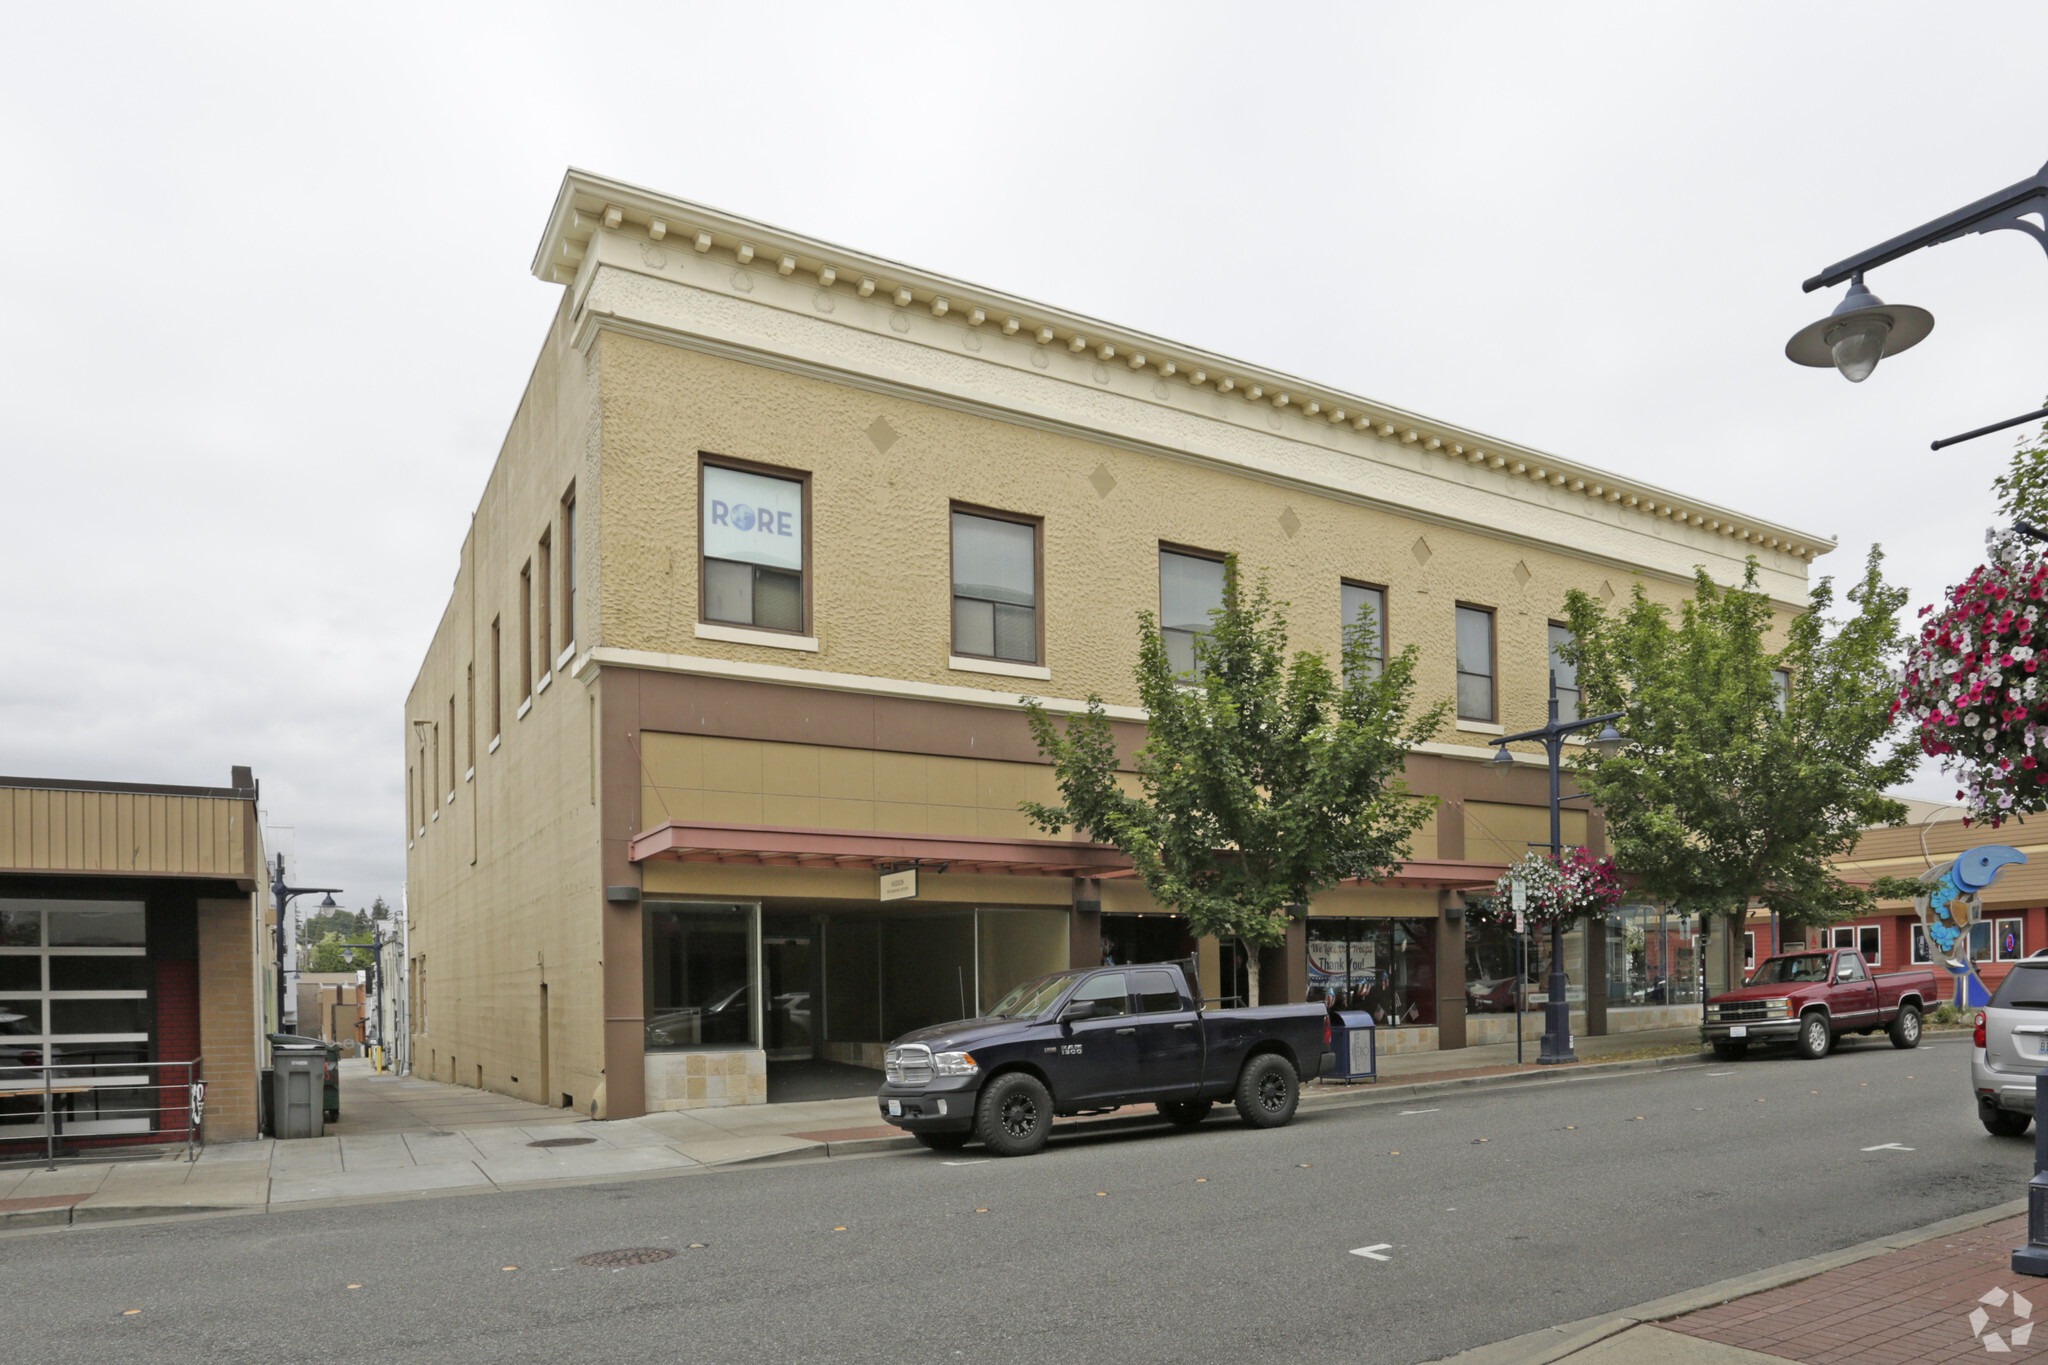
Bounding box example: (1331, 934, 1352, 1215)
(1115, 1027, 1137, 1035)
(1173, 1022, 1196, 1030)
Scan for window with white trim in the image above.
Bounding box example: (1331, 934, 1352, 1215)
(1999, 916, 2025, 962)
(1911, 923, 1931, 964)
(0, 900, 153, 1137)
(1743, 931, 1755, 969)
(1858, 924, 1881, 965)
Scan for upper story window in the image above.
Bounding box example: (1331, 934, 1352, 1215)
(1548, 623, 1580, 721)
(537, 529, 553, 675)
(1160, 548, 1226, 677)
(1772, 668, 1792, 712)
(1455, 604, 1496, 722)
(951, 508, 1039, 663)
(1341, 582, 1386, 681)
(560, 484, 578, 655)
(701, 458, 807, 634)
(518, 562, 533, 703)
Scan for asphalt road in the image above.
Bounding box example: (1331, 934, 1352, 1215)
(8, 1034, 2028, 1365)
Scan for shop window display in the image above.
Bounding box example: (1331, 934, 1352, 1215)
(1601, 904, 1701, 1008)
(1308, 918, 1435, 1026)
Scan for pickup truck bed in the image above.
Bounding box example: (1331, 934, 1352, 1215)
(877, 961, 1331, 1156)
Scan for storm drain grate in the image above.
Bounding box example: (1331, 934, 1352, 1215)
(575, 1248, 675, 1268)
(528, 1137, 598, 1149)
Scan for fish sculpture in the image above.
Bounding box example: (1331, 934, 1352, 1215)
(1915, 845, 2027, 1008)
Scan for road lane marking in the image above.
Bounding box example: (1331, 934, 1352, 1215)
(1707, 1072, 1736, 1077)
(1349, 1244, 1394, 1261)
(941, 1160, 990, 1166)
(1862, 1143, 1916, 1152)
(1400, 1109, 1440, 1115)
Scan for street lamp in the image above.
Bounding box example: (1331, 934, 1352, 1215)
(1786, 155, 2048, 446)
(1488, 674, 1628, 1066)
(270, 853, 342, 1037)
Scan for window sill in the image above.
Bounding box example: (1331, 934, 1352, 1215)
(488, 734, 501, 754)
(1455, 719, 1505, 735)
(556, 642, 577, 672)
(430, 810, 439, 823)
(516, 696, 533, 721)
(536, 670, 553, 696)
(948, 655, 1051, 682)
(695, 621, 820, 653)
(465, 766, 474, 783)
(445, 791, 455, 806)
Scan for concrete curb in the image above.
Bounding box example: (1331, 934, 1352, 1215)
(1430, 1198, 2031, 1364)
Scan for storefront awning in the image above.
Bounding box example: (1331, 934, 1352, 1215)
(629, 820, 1507, 890)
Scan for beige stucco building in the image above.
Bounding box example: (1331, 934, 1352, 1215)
(403, 169, 1830, 1118)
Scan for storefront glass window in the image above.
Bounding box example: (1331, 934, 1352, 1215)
(643, 902, 756, 1050)
(1601, 904, 1701, 1008)
(1308, 918, 1436, 1026)
(0, 899, 153, 1139)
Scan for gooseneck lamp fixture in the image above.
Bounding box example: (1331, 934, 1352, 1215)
(1787, 156, 2048, 446)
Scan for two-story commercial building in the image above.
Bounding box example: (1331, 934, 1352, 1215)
(403, 169, 1830, 1118)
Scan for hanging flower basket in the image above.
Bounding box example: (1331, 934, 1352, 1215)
(1894, 528, 2048, 826)
(1467, 848, 1624, 929)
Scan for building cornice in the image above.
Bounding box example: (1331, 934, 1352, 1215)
(534, 168, 1835, 565)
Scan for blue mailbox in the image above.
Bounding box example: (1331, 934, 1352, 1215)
(1329, 1010, 1378, 1083)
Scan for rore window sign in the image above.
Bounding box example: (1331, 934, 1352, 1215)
(702, 463, 806, 633)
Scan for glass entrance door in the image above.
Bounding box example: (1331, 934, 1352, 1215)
(761, 913, 816, 1061)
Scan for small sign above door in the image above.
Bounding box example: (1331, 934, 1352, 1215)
(879, 868, 918, 902)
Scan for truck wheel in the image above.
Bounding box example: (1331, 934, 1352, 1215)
(1157, 1100, 1213, 1129)
(1888, 1005, 1923, 1050)
(975, 1072, 1052, 1157)
(1983, 1108, 2033, 1138)
(1234, 1054, 1299, 1129)
(1795, 1012, 1831, 1060)
(915, 1131, 971, 1151)
(1710, 1041, 1748, 1061)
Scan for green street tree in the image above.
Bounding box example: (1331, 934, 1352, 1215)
(1021, 558, 1444, 1004)
(1559, 550, 1914, 959)
(306, 932, 371, 973)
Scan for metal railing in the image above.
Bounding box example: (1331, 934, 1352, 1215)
(0, 1057, 205, 1169)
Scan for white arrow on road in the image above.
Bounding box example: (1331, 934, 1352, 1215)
(1861, 1143, 1916, 1152)
(1349, 1244, 1394, 1261)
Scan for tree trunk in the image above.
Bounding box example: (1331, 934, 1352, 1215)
(1242, 937, 1260, 1008)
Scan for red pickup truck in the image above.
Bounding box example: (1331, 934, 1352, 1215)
(1701, 949, 1937, 1061)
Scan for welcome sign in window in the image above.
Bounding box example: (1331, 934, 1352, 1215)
(702, 463, 806, 633)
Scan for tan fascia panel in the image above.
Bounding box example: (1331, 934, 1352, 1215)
(531, 167, 1836, 563)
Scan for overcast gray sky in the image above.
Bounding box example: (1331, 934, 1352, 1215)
(5, 4, 2046, 912)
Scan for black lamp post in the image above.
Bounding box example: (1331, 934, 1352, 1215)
(1489, 675, 1626, 1065)
(1786, 156, 2048, 448)
(269, 852, 342, 1037)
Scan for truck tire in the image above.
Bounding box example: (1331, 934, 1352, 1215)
(1888, 1005, 1923, 1050)
(1795, 1011, 1831, 1060)
(1235, 1053, 1299, 1129)
(1710, 1041, 1748, 1061)
(975, 1072, 1052, 1157)
(1984, 1108, 2033, 1138)
(915, 1131, 972, 1151)
(1157, 1099, 1213, 1129)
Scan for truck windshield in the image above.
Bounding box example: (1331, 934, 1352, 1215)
(1747, 954, 1833, 985)
(986, 971, 1082, 1020)
(1990, 963, 2048, 1010)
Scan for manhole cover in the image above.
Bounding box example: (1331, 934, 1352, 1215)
(575, 1248, 675, 1268)
(527, 1137, 597, 1149)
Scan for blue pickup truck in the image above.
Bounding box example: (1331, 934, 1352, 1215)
(876, 960, 1333, 1156)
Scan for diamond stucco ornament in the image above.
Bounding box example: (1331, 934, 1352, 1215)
(1278, 507, 1301, 539)
(867, 417, 898, 454)
(1089, 464, 1118, 498)
(1513, 560, 1532, 587)
(1601, 580, 1616, 601)
(1411, 536, 1432, 567)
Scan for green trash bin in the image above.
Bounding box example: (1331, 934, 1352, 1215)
(269, 1034, 340, 1122)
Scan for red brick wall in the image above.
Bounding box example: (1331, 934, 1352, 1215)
(154, 958, 199, 1137)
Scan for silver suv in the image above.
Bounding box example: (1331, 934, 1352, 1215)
(1974, 959, 2048, 1136)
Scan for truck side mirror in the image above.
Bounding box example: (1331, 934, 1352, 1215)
(1059, 1000, 1098, 1024)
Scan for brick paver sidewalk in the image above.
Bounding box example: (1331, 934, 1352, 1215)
(1661, 1214, 2041, 1362)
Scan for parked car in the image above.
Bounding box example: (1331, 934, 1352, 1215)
(1974, 957, 2048, 1137)
(1701, 949, 1935, 1061)
(876, 960, 1331, 1156)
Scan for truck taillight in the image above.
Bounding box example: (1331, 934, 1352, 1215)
(1976, 1012, 1987, 1048)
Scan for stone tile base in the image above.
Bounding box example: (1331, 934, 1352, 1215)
(644, 1049, 768, 1111)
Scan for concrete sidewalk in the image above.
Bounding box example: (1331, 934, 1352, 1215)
(1, 1035, 1716, 1230)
